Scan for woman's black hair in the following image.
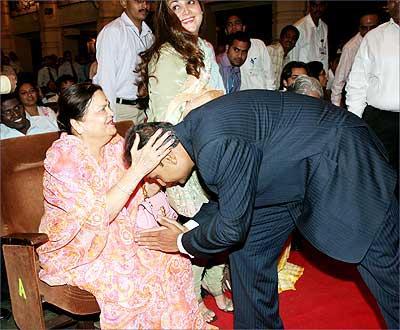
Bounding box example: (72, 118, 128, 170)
(306, 61, 324, 80)
(124, 122, 178, 167)
(57, 82, 102, 134)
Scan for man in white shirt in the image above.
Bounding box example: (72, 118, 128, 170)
(37, 56, 58, 92)
(288, 1, 329, 73)
(93, 0, 153, 123)
(346, 0, 399, 170)
(1, 95, 59, 140)
(58, 51, 85, 83)
(330, 13, 379, 107)
(267, 25, 300, 89)
(224, 14, 276, 90)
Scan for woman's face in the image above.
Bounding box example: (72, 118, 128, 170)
(18, 83, 38, 107)
(74, 90, 116, 142)
(318, 69, 327, 88)
(168, 0, 203, 35)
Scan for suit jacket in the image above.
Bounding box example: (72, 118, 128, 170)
(176, 90, 396, 263)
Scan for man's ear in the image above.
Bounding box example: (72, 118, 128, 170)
(242, 24, 247, 32)
(163, 150, 178, 165)
(283, 80, 288, 87)
(119, 0, 127, 9)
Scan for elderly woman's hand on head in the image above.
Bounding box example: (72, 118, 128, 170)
(129, 129, 175, 176)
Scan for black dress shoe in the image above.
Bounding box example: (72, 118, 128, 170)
(0, 308, 11, 320)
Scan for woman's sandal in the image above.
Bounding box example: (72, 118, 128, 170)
(199, 300, 216, 323)
(202, 283, 234, 313)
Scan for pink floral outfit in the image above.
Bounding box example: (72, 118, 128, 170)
(37, 133, 207, 329)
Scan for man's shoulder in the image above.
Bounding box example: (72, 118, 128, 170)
(364, 21, 391, 42)
(294, 14, 308, 28)
(99, 16, 124, 36)
(343, 33, 361, 50)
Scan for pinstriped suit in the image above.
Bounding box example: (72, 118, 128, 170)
(175, 90, 398, 329)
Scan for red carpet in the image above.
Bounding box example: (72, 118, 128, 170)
(204, 243, 386, 329)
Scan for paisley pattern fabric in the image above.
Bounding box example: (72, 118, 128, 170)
(37, 133, 207, 329)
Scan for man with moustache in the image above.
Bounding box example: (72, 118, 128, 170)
(132, 90, 399, 329)
(0, 94, 58, 139)
(331, 12, 379, 107)
(94, 0, 153, 122)
(267, 25, 300, 89)
(288, 1, 329, 73)
(346, 0, 399, 172)
(224, 14, 276, 90)
(218, 32, 251, 93)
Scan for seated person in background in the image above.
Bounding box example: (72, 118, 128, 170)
(37, 83, 211, 330)
(306, 61, 328, 99)
(17, 81, 58, 122)
(1, 93, 59, 139)
(218, 32, 251, 94)
(279, 61, 308, 90)
(56, 74, 77, 94)
(287, 75, 324, 99)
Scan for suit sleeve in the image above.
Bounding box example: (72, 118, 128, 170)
(181, 139, 260, 258)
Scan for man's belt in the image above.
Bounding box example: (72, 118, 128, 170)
(116, 97, 138, 106)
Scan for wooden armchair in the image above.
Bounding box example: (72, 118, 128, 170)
(1, 121, 133, 329)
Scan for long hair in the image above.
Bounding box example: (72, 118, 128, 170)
(136, 0, 205, 108)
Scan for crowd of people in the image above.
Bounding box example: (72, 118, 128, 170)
(1, 0, 398, 329)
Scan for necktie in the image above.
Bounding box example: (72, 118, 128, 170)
(47, 67, 55, 82)
(69, 61, 78, 81)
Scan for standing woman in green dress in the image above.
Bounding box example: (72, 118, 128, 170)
(136, 0, 231, 322)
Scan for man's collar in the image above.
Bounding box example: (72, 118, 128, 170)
(307, 13, 320, 28)
(389, 18, 400, 28)
(121, 12, 152, 35)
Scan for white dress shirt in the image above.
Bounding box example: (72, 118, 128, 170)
(93, 12, 154, 113)
(330, 33, 363, 106)
(240, 38, 276, 90)
(288, 14, 329, 72)
(346, 19, 400, 117)
(58, 61, 85, 82)
(0, 112, 59, 140)
(37, 66, 58, 88)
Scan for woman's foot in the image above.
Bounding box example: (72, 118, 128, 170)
(199, 300, 216, 323)
(214, 294, 234, 312)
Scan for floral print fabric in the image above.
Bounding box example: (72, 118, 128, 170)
(37, 133, 207, 329)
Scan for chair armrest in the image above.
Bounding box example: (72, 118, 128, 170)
(1, 233, 48, 247)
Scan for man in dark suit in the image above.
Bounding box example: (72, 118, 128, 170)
(132, 90, 398, 329)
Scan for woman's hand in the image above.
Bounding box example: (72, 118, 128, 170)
(186, 89, 224, 113)
(129, 129, 174, 176)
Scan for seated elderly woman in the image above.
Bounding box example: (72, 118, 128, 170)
(37, 83, 210, 329)
(287, 75, 324, 99)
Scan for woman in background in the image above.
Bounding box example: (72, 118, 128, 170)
(137, 0, 230, 322)
(17, 81, 58, 122)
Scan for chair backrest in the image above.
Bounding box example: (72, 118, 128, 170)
(1, 132, 60, 236)
(1, 121, 133, 236)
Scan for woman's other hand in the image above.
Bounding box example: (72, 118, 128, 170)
(186, 89, 224, 113)
(129, 129, 175, 176)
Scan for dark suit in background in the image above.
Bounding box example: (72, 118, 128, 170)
(175, 90, 398, 329)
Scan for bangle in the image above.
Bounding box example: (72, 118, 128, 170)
(116, 182, 133, 195)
